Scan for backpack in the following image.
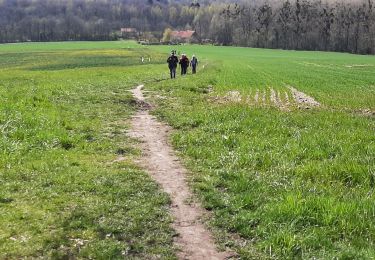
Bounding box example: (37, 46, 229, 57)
(191, 57, 197, 66)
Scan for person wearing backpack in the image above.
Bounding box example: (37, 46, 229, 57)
(179, 54, 189, 75)
(167, 51, 179, 79)
(190, 55, 198, 74)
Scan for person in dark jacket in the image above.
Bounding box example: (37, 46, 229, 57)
(190, 55, 198, 74)
(167, 51, 179, 79)
(179, 54, 189, 75)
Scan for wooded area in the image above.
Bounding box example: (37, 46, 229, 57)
(0, 0, 374, 54)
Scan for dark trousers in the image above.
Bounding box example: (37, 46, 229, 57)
(192, 65, 197, 74)
(169, 67, 176, 78)
(181, 66, 187, 75)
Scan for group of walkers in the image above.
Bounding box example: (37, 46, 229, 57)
(167, 51, 198, 79)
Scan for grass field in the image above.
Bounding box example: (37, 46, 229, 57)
(148, 45, 375, 258)
(1, 41, 374, 259)
(0, 41, 175, 258)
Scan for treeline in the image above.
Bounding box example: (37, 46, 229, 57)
(0, 0, 374, 54)
(217, 0, 375, 54)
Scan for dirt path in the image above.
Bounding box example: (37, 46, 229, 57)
(128, 85, 230, 260)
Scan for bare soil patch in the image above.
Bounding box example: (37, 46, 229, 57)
(269, 88, 290, 111)
(128, 85, 231, 260)
(288, 86, 320, 108)
(262, 90, 266, 105)
(284, 91, 290, 106)
(208, 91, 242, 105)
(254, 90, 259, 103)
(224, 91, 242, 102)
(345, 64, 373, 68)
(355, 108, 375, 117)
(270, 88, 277, 105)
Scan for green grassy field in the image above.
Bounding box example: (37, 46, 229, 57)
(0, 41, 175, 258)
(148, 45, 375, 258)
(0, 41, 374, 259)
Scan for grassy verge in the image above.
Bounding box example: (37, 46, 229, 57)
(147, 45, 375, 258)
(0, 42, 175, 258)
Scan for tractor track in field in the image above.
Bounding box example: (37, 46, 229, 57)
(128, 85, 231, 260)
(208, 86, 321, 111)
(288, 86, 320, 108)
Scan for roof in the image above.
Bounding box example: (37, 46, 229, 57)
(121, 28, 137, 33)
(171, 30, 195, 39)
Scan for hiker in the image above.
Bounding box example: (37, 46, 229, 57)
(167, 51, 179, 79)
(190, 55, 198, 74)
(179, 54, 189, 75)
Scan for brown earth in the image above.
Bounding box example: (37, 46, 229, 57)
(128, 85, 231, 260)
(284, 91, 290, 106)
(289, 86, 321, 108)
(262, 90, 266, 105)
(270, 88, 278, 106)
(208, 86, 321, 111)
(254, 89, 259, 103)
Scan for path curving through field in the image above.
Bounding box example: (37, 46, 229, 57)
(128, 85, 230, 260)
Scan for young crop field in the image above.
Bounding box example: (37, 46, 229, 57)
(0, 41, 374, 259)
(148, 44, 375, 258)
